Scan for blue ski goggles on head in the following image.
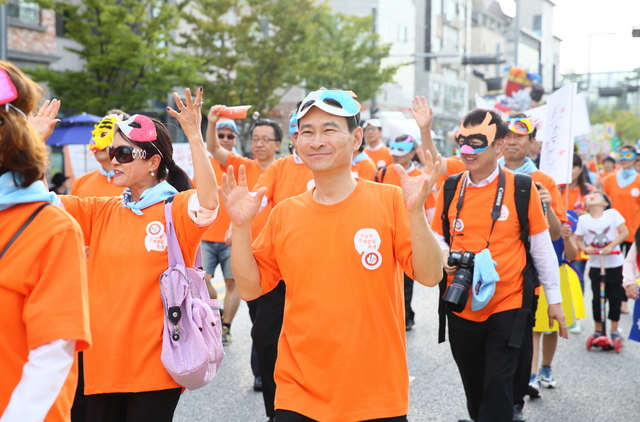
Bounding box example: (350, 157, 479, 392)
(288, 112, 298, 135)
(618, 150, 637, 161)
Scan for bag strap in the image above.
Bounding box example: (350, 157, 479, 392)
(438, 172, 464, 344)
(509, 173, 537, 348)
(164, 196, 203, 269)
(0, 203, 49, 261)
(374, 166, 387, 183)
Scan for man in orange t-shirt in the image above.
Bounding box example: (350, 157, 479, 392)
(363, 118, 393, 168)
(351, 142, 377, 181)
(430, 109, 566, 422)
(220, 89, 443, 422)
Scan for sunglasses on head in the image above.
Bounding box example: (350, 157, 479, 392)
(217, 133, 237, 140)
(108, 145, 147, 163)
(506, 118, 535, 135)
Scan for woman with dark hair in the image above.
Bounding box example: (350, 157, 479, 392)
(0, 61, 91, 420)
(57, 88, 219, 421)
(561, 154, 595, 214)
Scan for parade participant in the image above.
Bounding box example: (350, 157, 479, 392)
(412, 96, 466, 178)
(49, 172, 69, 194)
(621, 228, 640, 300)
(221, 88, 443, 421)
(0, 60, 91, 422)
(499, 114, 566, 239)
(351, 139, 377, 181)
(595, 156, 616, 189)
(431, 109, 566, 422)
(602, 145, 640, 255)
(70, 110, 129, 198)
(362, 118, 393, 168)
(375, 134, 437, 331)
(58, 88, 219, 421)
(247, 111, 313, 421)
(575, 191, 628, 343)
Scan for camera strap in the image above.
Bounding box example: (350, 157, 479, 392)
(450, 166, 506, 249)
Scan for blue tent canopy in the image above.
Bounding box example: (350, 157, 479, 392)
(45, 113, 102, 147)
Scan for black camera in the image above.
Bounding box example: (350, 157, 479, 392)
(443, 251, 476, 313)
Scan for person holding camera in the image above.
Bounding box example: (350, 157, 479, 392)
(430, 109, 567, 422)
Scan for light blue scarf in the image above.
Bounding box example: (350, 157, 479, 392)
(99, 167, 115, 183)
(0, 172, 57, 211)
(497, 156, 538, 175)
(352, 151, 370, 165)
(121, 181, 178, 215)
(616, 168, 637, 189)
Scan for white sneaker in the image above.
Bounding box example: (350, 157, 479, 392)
(568, 321, 582, 334)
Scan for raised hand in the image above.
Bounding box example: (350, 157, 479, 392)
(29, 99, 60, 142)
(218, 165, 266, 227)
(207, 105, 225, 125)
(394, 150, 441, 213)
(167, 87, 204, 140)
(410, 96, 433, 130)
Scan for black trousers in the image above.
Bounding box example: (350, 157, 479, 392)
(448, 309, 521, 422)
(85, 388, 181, 422)
(275, 409, 408, 422)
(404, 273, 415, 323)
(513, 296, 537, 408)
(252, 280, 286, 418)
(589, 266, 624, 323)
(71, 352, 87, 422)
(247, 299, 261, 377)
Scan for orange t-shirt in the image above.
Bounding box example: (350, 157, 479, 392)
(252, 155, 314, 206)
(565, 184, 595, 211)
(0, 202, 91, 421)
(365, 145, 394, 168)
(224, 151, 272, 240)
(70, 169, 124, 198)
(201, 157, 232, 243)
(351, 155, 377, 181)
(431, 170, 548, 322)
(376, 164, 436, 210)
(253, 180, 414, 421)
(60, 190, 209, 394)
(445, 155, 466, 176)
(602, 173, 640, 243)
(530, 170, 567, 223)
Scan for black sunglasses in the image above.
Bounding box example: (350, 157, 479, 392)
(217, 133, 237, 140)
(108, 145, 147, 163)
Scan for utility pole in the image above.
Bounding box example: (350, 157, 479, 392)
(370, 6, 377, 118)
(0, 4, 7, 61)
(513, 0, 521, 66)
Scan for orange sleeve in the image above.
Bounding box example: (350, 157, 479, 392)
(69, 173, 86, 196)
(24, 222, 91, 351)
(171, 190, 212, 266)
(528, 180, 549, 235)
(547, 181, 568, 223)
(392, 189, 415, 277)
(59, 195, 106, 244)
(253, 207, 283, 294)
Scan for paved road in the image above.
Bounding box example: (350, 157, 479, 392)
(175, 276, 640, 422)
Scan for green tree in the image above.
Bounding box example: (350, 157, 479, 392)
(181, 0, 399, 116)
(590, 106, 640, 144)
(27, 0, 200, 115)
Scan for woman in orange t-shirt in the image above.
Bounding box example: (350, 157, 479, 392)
(0, 61, 91, 421)
(59, 89, 219, 421)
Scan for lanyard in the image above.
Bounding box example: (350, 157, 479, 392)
(450, 167, 506, 249)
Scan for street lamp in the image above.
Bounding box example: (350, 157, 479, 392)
(587, 32, 615, 90)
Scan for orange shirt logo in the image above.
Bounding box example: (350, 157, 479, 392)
(354, 228, 382, 270)
(145, 221, 167, 252)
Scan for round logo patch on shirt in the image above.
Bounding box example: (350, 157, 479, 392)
(453, 218, 465, 232)
(631, 188, 640, 197)
(145, 221, 167, 252)
(354, 228, 383, 270)
(498, 205, 510, 221)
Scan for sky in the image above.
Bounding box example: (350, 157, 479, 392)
(552, 0, 640, 74)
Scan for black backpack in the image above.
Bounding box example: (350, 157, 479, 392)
(437, 172, 540, 347)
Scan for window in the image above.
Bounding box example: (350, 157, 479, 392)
(533, 15, 542, 36)
(7, 0, 40, 25)
(398, 24, 407, 42)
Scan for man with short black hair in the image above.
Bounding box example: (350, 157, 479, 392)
(221, 89, 443, 421)
(430, 109, 566, 422)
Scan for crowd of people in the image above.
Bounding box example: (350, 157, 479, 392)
(1, 59, 639, 422)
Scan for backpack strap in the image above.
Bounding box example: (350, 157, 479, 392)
(374, 166, 387, 183)
(164, 196, 203, 269)
(438, 172, 464, 344)
(0, 203, 49, 261)
(509, 173, 539, 348)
